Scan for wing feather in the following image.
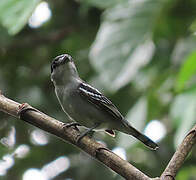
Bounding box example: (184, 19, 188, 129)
(78, 83, 123, 120)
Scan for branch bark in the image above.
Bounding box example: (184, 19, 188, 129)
(0, 93, 150, 180)
(161, 125, 196, 180)
(0, 92, 195, 180)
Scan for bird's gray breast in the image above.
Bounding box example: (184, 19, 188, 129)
(55, 85, 106, 129)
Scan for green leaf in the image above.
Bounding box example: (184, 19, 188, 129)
(117, 97, 147, 148)
(189, 19, 196, 33)
(0, 0, 40, 35)
(89, 0, 168, 92)
(172, 36, 196, 62)
(176, 50, 196, 91)
(176, 166, 196, 180)
(82, 0, 127, 9)
(170, 88, 196, 148)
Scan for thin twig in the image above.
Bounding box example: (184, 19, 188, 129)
(161, 125, 196, 180)
(5, 27, 73, 51)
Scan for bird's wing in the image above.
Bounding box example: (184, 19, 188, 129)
(78, 82, 124, 120)
(78, 83, 159, 150)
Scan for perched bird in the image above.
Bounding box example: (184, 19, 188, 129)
(51, 54, 158, 150)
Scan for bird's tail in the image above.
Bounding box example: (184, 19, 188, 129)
(120, 122, 159, 150)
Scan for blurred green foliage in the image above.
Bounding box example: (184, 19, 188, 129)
(0, 0, 195, 180)
(0, 0, 40, 35)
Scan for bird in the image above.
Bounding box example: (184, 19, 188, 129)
(50, 54, 158, 150)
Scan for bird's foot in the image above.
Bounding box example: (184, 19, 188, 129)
(76, 123, 100, 144)
(63, 122, 81, 131)
(76, 130, 95, 143)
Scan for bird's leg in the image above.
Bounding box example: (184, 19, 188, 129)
(77, 123, 100, 143)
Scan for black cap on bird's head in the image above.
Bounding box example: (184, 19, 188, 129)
(51, 54, 73, 73)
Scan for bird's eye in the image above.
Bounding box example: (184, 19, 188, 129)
(53, 63, 57, 69)
(51, 61, 58, 73)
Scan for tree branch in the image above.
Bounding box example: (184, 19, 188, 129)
(5, 27, 73, 51)
(161, 124, 196, 180)
(0, 92, 195, 180)
(0, 93, 151, 180)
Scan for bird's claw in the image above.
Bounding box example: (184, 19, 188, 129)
(76, 132, 87, 144)
(76, 130, 95, 144)
(63, 122, 81, 131)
